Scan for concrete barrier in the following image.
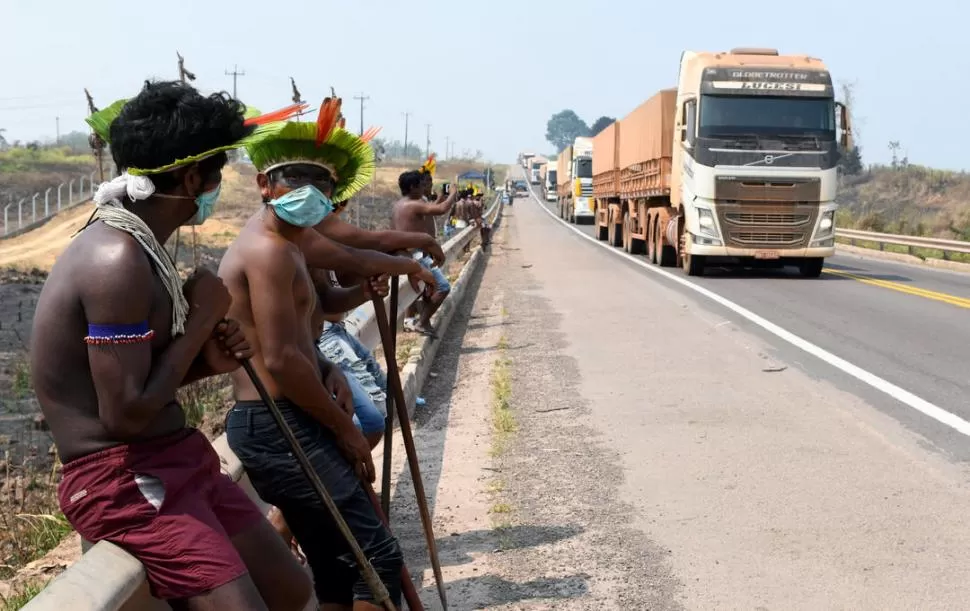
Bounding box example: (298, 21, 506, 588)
(22, 197, 502, 611)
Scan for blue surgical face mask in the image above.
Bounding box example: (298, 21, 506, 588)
(270, 185, 334, 227)
(183, 183, 222, 226)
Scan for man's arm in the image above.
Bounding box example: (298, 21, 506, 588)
(408, 188, 459, 217)
(247, 248, 357, 433)
(298, 229, 436, 283)
(315, 214, 443, 261)
(83, 240, 223, 439)
(308, 268, 368, 314)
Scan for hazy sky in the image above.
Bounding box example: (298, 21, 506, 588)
(2, 0, 966, 169)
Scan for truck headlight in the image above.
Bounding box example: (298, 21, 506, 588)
(697, 207, 720, 238)
(815, 210, 835, 239)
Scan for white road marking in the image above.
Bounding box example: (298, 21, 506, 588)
(521, 175, 970, 437)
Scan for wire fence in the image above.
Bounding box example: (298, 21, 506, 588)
(2, 167, 117, 237)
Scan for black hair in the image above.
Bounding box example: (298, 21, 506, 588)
(110, 80, 250, 192)
(398, 170, 424, 195)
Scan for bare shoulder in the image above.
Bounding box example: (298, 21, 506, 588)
(71, 223, 155, 319)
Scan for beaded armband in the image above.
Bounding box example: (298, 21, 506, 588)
(84, 321, 155, 345)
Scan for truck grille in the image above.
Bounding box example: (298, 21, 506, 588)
(734, 232, 803, 246)
(724, 212, 811, 226)
(581, 184, 594, 197)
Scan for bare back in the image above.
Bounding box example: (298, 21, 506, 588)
(31, 223, 185, 462)
(219, 211, 321, 401)
(392, 196, 436, 237)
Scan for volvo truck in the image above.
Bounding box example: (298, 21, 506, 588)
(591, 48, 852, 277)
(530, 157, 546, 185)
(557, 136, 594, 223)
(545, 164, 558, 201)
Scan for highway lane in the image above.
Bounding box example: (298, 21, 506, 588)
(515, 166, 970, 457)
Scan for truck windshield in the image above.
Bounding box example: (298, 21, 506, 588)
(548, 170, 557, 183)
(699, 95, 835, 139)
(574, 158, 593, 178)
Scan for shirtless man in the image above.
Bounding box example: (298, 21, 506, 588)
(392, 169, 459, 336)
(32, 81, 311, 610)
(221, 109, 405, 610)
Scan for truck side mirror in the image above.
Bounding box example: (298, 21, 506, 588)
(836, 102, 854, 151)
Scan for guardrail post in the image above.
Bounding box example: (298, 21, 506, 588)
(943, 250, 950, 261)
(31, 194, 38, 223)
(879, 241, 884, 251)
(57, 183, 64, 211)
(69, 180, 75, 206)
(908, 245, 914, 256)
(44, 188, 52, 217)
(3, 203, 11, 236)
(18, 198, 24, 229)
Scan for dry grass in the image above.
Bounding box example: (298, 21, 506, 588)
(0, 579, 47, 610)
(489, 334, 516, 458)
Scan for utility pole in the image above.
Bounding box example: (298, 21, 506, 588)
(175, 51, 197, 266)
(402, 112, 411, 161)
(425, 123, 431, 159)
(445, 136, 450, 161)
(225, 64, 245, 99)
(55, 117, 60, 145)
(353, 93, 369, 136)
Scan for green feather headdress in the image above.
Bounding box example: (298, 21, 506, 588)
(243, 95, 375, 203)
(84, 98, 302, 176)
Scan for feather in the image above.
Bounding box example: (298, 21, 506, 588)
(361, 126, 382, 143)
(245, 103, 308, 126)
(315, 97, 343, 147)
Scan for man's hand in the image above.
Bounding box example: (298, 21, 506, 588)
(417, 266, 437, 287)
(362, 274, 390, 299)
(336, 423, 377, 483)
(408, 273, 422, 293)
(200, 319, 252, 374)
(323, 366, 355, 418)
(184, 269, 231, 326)
(424, 240, 446, 267)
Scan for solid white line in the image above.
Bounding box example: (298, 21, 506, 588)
(521, 172, 970, 438)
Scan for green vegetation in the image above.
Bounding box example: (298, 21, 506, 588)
(1, 580, 48, 610)
(0, 148, 92, 174)
(489, 334, 516, 457)
(177, 374, 231, 429)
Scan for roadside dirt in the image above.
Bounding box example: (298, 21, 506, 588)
(385, 209, 680, 609)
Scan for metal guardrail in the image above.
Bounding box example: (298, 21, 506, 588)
(22, 195, 502, 611)
(836, 228, 970, 260)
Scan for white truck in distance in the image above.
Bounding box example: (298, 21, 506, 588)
(556, 136, 594, 223)
(545, 164, 558, 201)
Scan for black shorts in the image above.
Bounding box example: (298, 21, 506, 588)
(226, 400, 401, 606)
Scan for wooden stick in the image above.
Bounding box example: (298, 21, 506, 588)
(371, 292, 448, 610)
(380, 276, 399, 517)
(239, 360, 396, 611)
(365, 484, 424, 610)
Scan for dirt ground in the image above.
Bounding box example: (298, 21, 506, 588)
(381, 208, 677, 609)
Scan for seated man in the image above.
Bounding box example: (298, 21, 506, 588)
(32, 81, 311, 610)
(221, 102, 404, 610)
(393, 163, 458, 337)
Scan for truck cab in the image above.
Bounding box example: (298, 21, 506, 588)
(671, 48, 852, 277)
(545, 167, 558, 201)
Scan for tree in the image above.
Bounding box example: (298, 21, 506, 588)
(546, 110, 589, 152)
(839, 144, 863, 176)
(589, 116, 615, 136)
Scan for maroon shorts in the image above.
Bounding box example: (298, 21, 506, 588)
(58, 428, 264, 601)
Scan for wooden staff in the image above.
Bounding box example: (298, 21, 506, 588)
(370, 292, 448, 610)
(380, 275, 400, 516)
(365, 484, 424, 610)
(239, 360, 396, 611)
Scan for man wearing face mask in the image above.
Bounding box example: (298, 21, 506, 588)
(31, 81, 313, 610)
(219, 100, 406, 611)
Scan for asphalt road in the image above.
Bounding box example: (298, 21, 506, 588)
(512, 166, 970, 459)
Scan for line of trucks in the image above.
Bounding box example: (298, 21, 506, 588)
(522, 47, 854, 277)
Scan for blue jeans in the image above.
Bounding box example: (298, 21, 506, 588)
(318, 322, 387, 435)
(415, 253, 451, 293)
(226, 401, 403, 606)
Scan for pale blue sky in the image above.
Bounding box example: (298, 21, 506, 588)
(1, 0, 966, 169)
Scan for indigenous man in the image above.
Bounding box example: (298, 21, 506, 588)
(393, 155, 459, 337)
(220, 100, 405, 610)
(31, 81, 312, 610)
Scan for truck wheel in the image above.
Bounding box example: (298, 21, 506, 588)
(798, 257, 825, 278)
(683, 251, 706, 276)
(660, 243, 678, 267)
(609, 217, 623, 248)
(647, 219, 658, 263)
(597, 223, 608, 241)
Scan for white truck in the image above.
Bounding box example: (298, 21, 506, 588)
(557, 136, 594, 223)
(544, 163, 558, 201)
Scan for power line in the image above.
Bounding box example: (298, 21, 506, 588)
(225, 64, 245, 99)
(353, 93, 369, 136)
